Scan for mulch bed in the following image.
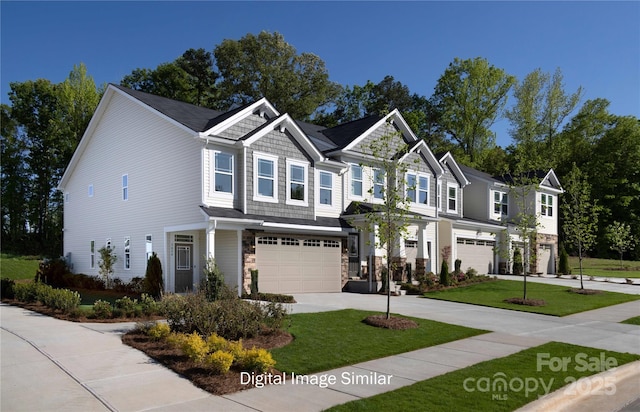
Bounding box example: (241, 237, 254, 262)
(567, 288, 604, 295)
(363, 314, 419, 330)
(1, 299, 163, 323)
(122, 329, 292, 395)
(503, 297, 547, 306)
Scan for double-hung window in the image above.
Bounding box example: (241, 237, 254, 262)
(319, 171, 332, 206)
(214, 152, 233, 194)
(351, 164, 363, 197)
(493, 191, 508, 217)
(437, 181, 442, 211)
(418, 175, 429, 205)
(541, 194, 553, 217)
(286, 159, 308, 205)
(406, 173, 429, 205)
(447, 184, 458, 213)
(254, 153, 278, 202)
(90, 240, 95, 269)
(406, 173, 417, 203)
(373, 168, 384, 200)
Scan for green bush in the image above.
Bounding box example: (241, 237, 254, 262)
(440, 260, 450, 286)
(35, 258, 70, 287)
(115, 296, 138, 317)
(181, 332, 209, 363)
(201, 257, 225, 301)
(144, 252, 164, 298)
(92, 300, 113, 319)
(559, 246, 570, 275)
(160, 292, 287, 340)
(140, 293, 160, 316)
(1, 278, 16, 299)
(250, 269, 259, 296)
(454, 259, 462, 274)
(11, 282, 80, 313)
(465, 267, 478, 278)
(241, 292, 296, 303)
(513, 248, 523, 276)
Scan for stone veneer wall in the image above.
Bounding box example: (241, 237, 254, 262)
(532, 233, 559, 274)
(241, 231, 256, 294)
(341, 238, 349, 289)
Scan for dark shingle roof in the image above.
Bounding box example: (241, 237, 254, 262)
(319, 115, 382, 150)
(111, 84, 228, 132)
(200, 206, 353, 229)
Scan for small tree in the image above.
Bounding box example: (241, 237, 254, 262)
(356, 128, 418, 319)
(562, 164, 600, 289)
(605, 221, 636, 269)
(144, 252, 164, 299)
(202, 256, 225, 301)
(512, 248, 523, 276)
(98, 246, 117, 288)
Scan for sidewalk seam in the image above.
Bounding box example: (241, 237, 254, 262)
(1, 325, 118, 412)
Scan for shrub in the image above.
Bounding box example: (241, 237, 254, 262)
(465, 267, 478, 278)
(181, 332, 208, 363)
(115, 296, 138, 317)
(250, 269, 259, 296)
(201, 257, 225, 301)
(144, 252, 164, 298)
(559, 246, 570, 275)
(440, 260, 450, 286)
(166, 332, 188, 349)
(237, 347, 276, 372)
(241, 292, 296, 303)
(35, 258, 69, 287)
(206, 333, 228, 352)
(1, 278, 16, 299)
(260, 301, 290, 331)
(513, 248, 523, 276)
(147, 322, 171, 340)
(98, 246, 117, 288)
(205, 350, 234, 374)
(454, 259, 462, 274)
(93, 300, 113, 319)
(140, 293, 160, 316)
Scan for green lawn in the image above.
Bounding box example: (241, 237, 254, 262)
(0, 253, 40, 281)
(327, 342, 640, 412)
(621, 316, 640, 326)
(271, 309, 487, 374)
(568, 256, 640, 278)
(423, 280, 640, 316)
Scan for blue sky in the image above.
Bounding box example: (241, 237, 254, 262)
(2, 1, 638, 147)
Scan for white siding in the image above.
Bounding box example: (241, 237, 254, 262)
(315, 168, 342, 217)
(62, 92, 204, 282)
(214, 230, 240, 291)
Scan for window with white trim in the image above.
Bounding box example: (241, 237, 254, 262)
(406, 173, 429, 205)
(213, 152, 233, 194)
(319, 171, 332, 205)
(254, 153, 278, 202)
(406, 173, 417, 203)
(286, 159, 308, 205)
(145, 235, 153, 263)
(351, 164, 363, 197)
(418, 175, 429, 205)
(122, 174, 128, 201)
(124, 237, 131, 270)
(373, 168, 384, 199)
(493, 190, 508, 217)
(541, 194, 554, 217)
(90, 240, 95, 269)
(437, 181, 442, 211)
(447, 184, 458, 213)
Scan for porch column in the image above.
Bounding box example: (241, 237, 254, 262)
(416, 223, 428, 277)
(206, 221, 216, 259)
(391, 236, 406, 282)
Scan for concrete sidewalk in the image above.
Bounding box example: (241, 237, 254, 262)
(2, 285, 639, 411)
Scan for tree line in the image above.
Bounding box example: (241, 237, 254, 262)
(2, 31, 638, 259)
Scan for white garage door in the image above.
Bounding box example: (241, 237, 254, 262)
(537, 244, 553, 274)
(456, 238, 495, 275)
(255, 235, 342, 293)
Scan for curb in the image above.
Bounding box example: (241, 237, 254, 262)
(516, 360, 640, 412)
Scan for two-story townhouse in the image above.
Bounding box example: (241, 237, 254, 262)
(299, 111, 445, 291)
(58, 84, 356, 294)
(458, 164, 564, 275)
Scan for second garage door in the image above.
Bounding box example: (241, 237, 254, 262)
(255, 235, 342, 293)
(456, 238, 495, 275)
